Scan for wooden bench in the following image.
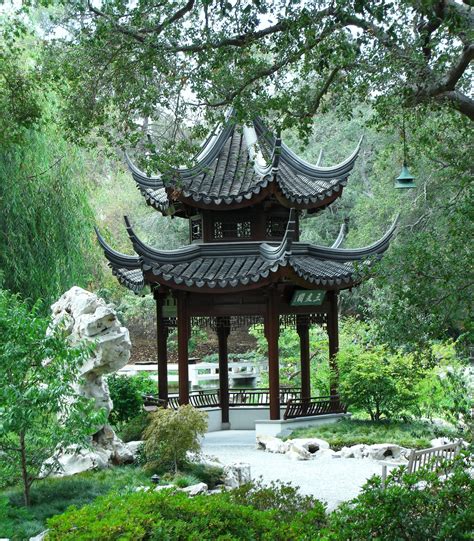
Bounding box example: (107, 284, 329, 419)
(381, 441, 462, 488)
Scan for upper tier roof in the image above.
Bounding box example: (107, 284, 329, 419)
(127, 116, 362, 213)
(96, 211, 397, 294)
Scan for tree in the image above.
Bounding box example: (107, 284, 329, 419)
(0, 289, 105, 506)
(337, 344, 422, 421)
(39, 0, 473, 156)
(143, 405, 207, 473)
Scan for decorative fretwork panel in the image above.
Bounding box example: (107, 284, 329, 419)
(213, 218, 252, 240)
(191, 217, 203, 241)
(266, 216, 288, 238)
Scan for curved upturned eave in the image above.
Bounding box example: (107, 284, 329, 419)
(254, 117, 363, 180)
(303, 215, 398, 261)
(95, 227, 141, 269)
(331, 223, 347, 249)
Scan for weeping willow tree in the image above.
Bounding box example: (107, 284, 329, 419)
(0, 124, 100, 306)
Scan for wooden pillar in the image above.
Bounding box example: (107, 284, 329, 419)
(327, 290, 339, 397)
(265, 287, 280, 420)
(155, 291, 169, 402)
(216, 319, 230, 425)
(176, 291, 190, 405)
(297, 316, 311, 401)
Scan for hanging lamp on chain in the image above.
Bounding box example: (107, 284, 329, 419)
(395, 115, 416, 189)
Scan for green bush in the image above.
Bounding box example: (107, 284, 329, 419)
(108, 373, 156, 425)
(338, 344, 422, 421)
(119, 412, 150, 443)
(183, 463, 224, 489)
(45, 485, 327, 540)
(327, 452, 474, 540)
(144, 405, 207, 473)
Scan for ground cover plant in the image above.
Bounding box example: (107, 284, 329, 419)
(0, 466, 151, 540)
(287, 418, 459, 451)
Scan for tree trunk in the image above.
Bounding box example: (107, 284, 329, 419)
(19, 431, 30, 506)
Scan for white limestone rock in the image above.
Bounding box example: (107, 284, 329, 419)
(182, 482, 208, 496)
(48, 287, 132, 470)
(256, 435, 289, 454)
(125, 441, 144, 460)
(154, 484, 175, 491)
(288, 438, 330, 453)
(367, 444, 408, 461)
(339, 444, 369, 459)
(285, 443, 312, 461)
(223, 462, 251, 488)
(317, 448, 338, 458)
(42, 445, 111, 477)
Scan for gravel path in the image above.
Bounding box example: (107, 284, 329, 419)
(202, 430, 393, 511)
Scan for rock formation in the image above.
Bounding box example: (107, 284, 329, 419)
(47, 286, 134, 474)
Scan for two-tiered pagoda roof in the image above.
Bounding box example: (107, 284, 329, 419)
(97, 115, 396, 295)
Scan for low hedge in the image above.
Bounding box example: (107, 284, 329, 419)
(45, 453, 474, 541)
(46, 487, 327, 540)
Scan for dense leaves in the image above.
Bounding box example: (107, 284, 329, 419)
(0, 289, 105, 505)
(143, 405, 207, 473)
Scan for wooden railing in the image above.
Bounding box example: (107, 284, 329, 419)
(144, 390, 346, 420)
(228, 387, 301, 406)
(283, 395, 346, 420)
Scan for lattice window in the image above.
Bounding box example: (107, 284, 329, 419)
(213, 219, 251, 239)
(266, 216, 288, 238)
(191, 217, 202, 241)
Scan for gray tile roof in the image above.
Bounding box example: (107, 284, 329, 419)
(96, 212, 397, 293)
(127, 117, 361, 211)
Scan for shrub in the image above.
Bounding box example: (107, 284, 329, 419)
(45, 484, 327, 540)
(327, 452, 474, 540)
(119, 412, 150, 443)
(143, 405, 207, 473)
(338, 345, 422, 421)
(172, 474, 201, 488)
(229, 479, 326, 525)
(183, 463, 224, 489)
(107, 373, 156, 425)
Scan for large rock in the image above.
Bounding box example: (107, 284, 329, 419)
(288, 438, 330, 453)
(47, 287, 132, 473)
(182, 482, 208, 496)
(339, 444, 369, 459)
(256, 435, 289, 454)
(367, 444, 408, 461)
(223, 462, 251, 488)
(285, 443, 311, 461)
(42, 445, 111, 477)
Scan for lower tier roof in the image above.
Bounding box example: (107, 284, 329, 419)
(96, 211, 397, 294)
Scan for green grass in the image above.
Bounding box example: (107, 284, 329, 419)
(0, 466, 151, 541)
(287, 419, 458, 450)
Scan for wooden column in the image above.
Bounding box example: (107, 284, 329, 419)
(265, 287, 280, 420)
(176, 291, 190, 405)
(327, 290, 339, 397)
(155, 291, 169, 402)
(297, 316, 311, 401)
(216, 319, 230, 425)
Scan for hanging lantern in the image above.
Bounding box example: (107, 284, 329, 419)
(395, 115, 416, 189)
(395, 162, 416, 189)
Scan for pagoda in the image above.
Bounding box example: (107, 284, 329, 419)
(96, 115, 396, 426)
